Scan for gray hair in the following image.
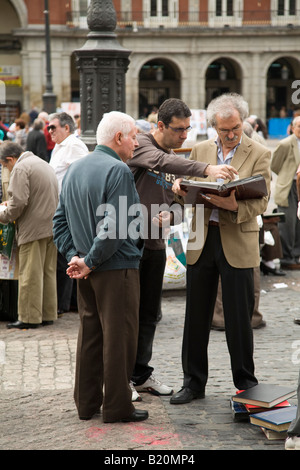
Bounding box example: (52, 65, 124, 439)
(96, 111, 135, 145)
(49, 112, 75, 134)
(292, 115, 300, 127)
(0, 141, 24, 162)
(207, 93, 249, 128)
(242, 120, 254, 138)
(33, 118, 44, 131)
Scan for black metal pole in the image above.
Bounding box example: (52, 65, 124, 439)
(42, 0, 56, 113)
(44, 0, 52, 94)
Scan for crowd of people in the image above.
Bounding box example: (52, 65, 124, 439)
(0, 93, 300, 446)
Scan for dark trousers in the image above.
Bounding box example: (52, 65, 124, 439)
(57, 251, 73, 311)
(132, 248, 166, 385)
(74, 269, 140, 422)
(288, 369, 300, 436)
(182, 226, 258, 392)
(278, 181, 300, 264)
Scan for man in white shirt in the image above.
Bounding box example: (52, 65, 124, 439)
(48, 112, 89, 315)
(49, 112, 89, 194)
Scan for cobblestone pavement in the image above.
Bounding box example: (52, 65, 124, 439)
(0, 269, 299, 452)
(1, 139, 300, 453)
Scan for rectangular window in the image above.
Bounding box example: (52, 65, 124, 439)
(289, 0, 296, 15)
(227, 0, 233, 16)
(216, 0, 222, 16)
(277, 0, 285, 15)
(162, 0, 169, 16)
(151, 0, 157, 16)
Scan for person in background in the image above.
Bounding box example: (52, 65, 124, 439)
(49, 112, 89, 317)
(285, 369, 300, 450)
(271, 116, 300, 269)
(26, 118, 47, 161)
(0, 141, 58, 329)
(38, 111, 55, 161)
(14, 119, 28, 150)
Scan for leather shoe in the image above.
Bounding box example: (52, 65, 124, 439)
(294, 318, 300, 325)
(57, 309, 67, 317)
(42, 321, 53, 326)
(170, 387, 205, 404)
(211, 324, 225, 331)
(6, 320, 39, 329)
(260, 262, 286, 276)
(253, 320, 267, 329)
(120, 409, 149, 423)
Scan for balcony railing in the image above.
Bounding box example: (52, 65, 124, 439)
(66, 10, 300, 29)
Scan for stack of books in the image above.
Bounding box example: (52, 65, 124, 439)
(231, 384, 297, 440)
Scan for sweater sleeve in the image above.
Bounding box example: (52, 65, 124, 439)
(53, 196, 78, 262)
(128, 133, 208, 177)
(0, 167, 30, 224)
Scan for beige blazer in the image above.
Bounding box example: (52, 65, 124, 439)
(270, 134, 300, 207)
(0, 151, 58, 246)
(184, 134, 271, 268)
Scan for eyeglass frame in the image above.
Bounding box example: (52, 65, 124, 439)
(47, 125, 56, 132)
(215, 125, 242, 135)
(166, 124, 193, 133)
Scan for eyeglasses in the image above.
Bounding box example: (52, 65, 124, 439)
(167, 125, 192, 133)
(47, 125, 56, 132)
(216, 125, 242, 135)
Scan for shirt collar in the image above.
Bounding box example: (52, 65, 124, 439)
(215, 135, 242, 160)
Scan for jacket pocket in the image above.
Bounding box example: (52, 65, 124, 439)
(240, 221, 259, 232)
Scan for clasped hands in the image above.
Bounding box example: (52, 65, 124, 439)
(67, 256, 91, 280)
(172, 163, 239, 212)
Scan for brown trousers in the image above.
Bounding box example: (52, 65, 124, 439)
(74, 268, 140, 422)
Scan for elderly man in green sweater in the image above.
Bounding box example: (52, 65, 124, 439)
(53, 111, 147, 424)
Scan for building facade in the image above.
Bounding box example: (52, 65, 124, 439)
(0, 0, 300, 127)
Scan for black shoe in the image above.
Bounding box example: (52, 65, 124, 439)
(260, 262, 286, 276)
(42, 321, 53, 326)
(252, 320, 267, 329)
(6, 320, 39, 330)
(120, 409, 149, 423)
(57, 309, 67, 317)
(294, 318, 300, 325)
(211, 324, 225, 331)
(170, 387, 205, 404)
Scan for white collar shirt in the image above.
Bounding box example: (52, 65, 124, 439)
(209, 136, 241, 223)
(49, 134, 89, 194)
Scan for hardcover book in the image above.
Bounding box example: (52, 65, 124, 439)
(232, 384, 297, 408)
(250, 406, 297, 432)
(180, 174, 268, 207)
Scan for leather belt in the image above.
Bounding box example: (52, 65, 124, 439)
(208, 220, 219, 226)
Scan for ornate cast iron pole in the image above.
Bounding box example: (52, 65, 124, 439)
(74, 0, 131, 149)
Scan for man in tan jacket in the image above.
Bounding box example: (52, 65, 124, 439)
(171, 93, 271, 404)
(271, 116, 300, 268)
(0, 141, 58, 329)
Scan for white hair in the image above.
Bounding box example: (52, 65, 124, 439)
(292, 115, 300, 127)
(206, 93, 249, 128)
(96, 111, 135, 145)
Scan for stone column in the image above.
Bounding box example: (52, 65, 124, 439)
(74, 0, 131, 149)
